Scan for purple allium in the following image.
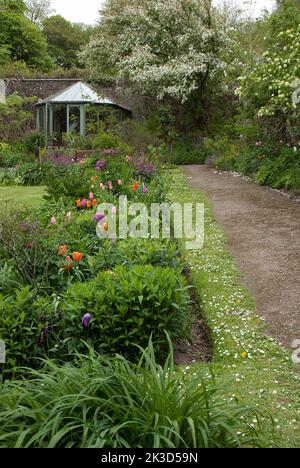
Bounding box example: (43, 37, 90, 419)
(20, 221, 29, 232)
(93, 213, 106, 222)
(95, 160, 107, 171)
(82, 313, 92, 328)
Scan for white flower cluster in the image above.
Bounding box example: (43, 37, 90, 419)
(237, 24, 300, 118)
(82, 0, 227, 102)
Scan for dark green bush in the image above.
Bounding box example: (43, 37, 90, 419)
(45, 165, 96, 200)
(0, 168, 17, 186)
(0, 143, 34, 168)
(171, 137, 207, 165)
(0, 265, 190, 373)
(0, 340, 265, 448)
(89, 238, 182, 274)
(16, 162, 53, 186)
(58, 265, 190, 361)
(256, 147, 300, 190)
(24, 132, 46, 156)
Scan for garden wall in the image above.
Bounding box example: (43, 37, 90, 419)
(2, 79, 152, 131)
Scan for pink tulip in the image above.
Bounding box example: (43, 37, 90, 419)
(118, 179, 123, 186)
(89, 192, 94, 200)
(50, 217, 57, 225)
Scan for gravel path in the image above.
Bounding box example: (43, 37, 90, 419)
(184, 165, 300, 349)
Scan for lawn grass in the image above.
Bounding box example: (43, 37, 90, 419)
(0, 186, 46, 208)
(169, 170, 300, 448)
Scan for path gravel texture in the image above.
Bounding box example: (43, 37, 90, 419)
(184, 165, 300, 349)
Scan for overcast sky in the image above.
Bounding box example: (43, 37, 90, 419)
(51, 0, 276, 25)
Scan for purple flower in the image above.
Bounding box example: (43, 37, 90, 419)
(81, 199, 87, 207)
(95, 160, 107, 171)
(82, 313, 92, 328)
(20, 221, 29, 232)
(93, 213, 106, 222)
(142, 186, 149, 193)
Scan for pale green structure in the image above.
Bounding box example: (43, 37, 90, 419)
(36, 81, 131, 138)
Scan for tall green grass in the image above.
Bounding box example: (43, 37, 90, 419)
(0, 338, 265, 448)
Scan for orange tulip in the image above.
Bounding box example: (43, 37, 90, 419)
(103, 223, 109, 232)
(58, 244, 68, 256)
(87, 201, 92, 209)
(72, 252, 84, 262)
(76, 199, 81, 208)
(93, 199, 97, 206)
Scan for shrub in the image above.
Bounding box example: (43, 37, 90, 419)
(16, 162, 53, 186)
(0, 287, 42, 374)
(171, 137, 207, 165)
(0, 143, 34, 168)
(45, 165, 96, 200)
(24, 132, 46, 157)
(57, 265, 190, 362)
(256, 147, 300, 191)
(0, 264, 190, 373)
(91, 131, 132, 156)
(89, 239, 182, 274)
(0, 168, 17, 186)
(0, 340, 265, 448)
(202, 137, 239, 168)
(216, 154, 236, 171)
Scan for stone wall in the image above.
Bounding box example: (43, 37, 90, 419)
(4, 78, 81, 101)
(1, 78, 152, 134)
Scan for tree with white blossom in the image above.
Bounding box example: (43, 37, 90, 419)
(83, 0, 227, 104)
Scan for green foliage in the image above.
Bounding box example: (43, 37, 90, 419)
(0, 340, 264, 448)
(58, 265, 190, 361)
(0, 168, 17, 186)
(89, 238, 182, 274)
(16, 162, 53, 185)
(0, 0, 52, 71)
(91, 131, 132, 154)
(45, 165, 96, 200)
(0, 265, 190, 372)
(83, 0, 227, 103)
(202, 137, 239, 167)
(0, 142, 34, 168)
(0, 94, 36, 144)
(256, 147, 300, 190)
(237, 1, 300, 140)
(43, 15, 92, 69)
(171, 137, 207, 165)
(23, 131, 46, 156)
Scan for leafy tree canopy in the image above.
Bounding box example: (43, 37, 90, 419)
(43, 15, 93, 69)
(0, 0, 52, 71)
(83, 0, 227, 103)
